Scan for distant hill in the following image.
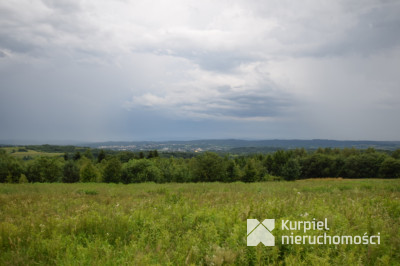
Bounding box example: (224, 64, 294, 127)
(83, 139, 400, 152)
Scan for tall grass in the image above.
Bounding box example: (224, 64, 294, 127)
(0, 180, 399, 265)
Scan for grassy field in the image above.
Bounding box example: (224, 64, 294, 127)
(0, 147, 63, 159)
(0, 180, 399, 265)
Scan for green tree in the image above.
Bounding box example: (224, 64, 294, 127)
(44, 158, 62, 182)
(226, 160, 242, 182)
(73, 151, 81, 161)
(392, 149, 400, 159)
(270, 150, 289, 176)
(242, 159, 261, 182)
(379, 157, 400, 178)
(80, 161, 98, 182)
(154, 157, 191, 183)
(147, 151, 154, 159)
(0, 151, 24, 183)
(192, 152, 226, 182)
(62, 160, 80, 183)
(293, 148, 308, 158)
(343, 153, 385, 178)
(174, 165, 190, 182)
(263, 155, 274, 174)
(26, 157, 62, 183)
(172, 158, 191, 182)
(83, 149, 94, 160)
(301, 154, 336, 178)
(26, 159, 41, 182)
(97, 149, 106, 163)
(0, 150, 10, 182)
(365, 147, 376, 154)
(117, 151, 136, 163)
(154, 158, 174, 183)
(342, 147, 360, 157)
(103, 158, 122, 183)
(122, 159, 162, 183)
(281, 158, 301, 181)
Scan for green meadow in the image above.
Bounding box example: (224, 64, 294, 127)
(0, 179, 399, 265)
(1, 147, 64, 159)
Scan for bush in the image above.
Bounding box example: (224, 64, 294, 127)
(19, 174, 29, 183)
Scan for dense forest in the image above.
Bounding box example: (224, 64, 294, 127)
(1, 146, 400, 183)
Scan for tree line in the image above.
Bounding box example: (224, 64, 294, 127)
(1, 147, 400, 183)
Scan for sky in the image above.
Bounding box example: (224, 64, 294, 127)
(1, 0, 400, 143)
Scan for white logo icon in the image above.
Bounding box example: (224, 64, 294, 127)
(247, 219, 275, 246)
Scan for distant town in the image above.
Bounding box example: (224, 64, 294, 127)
(89, 139, 400, 153)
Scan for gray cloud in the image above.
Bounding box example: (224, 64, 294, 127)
(306, 1, 400, 57)
(1, 0, 399, 141)
(41, 0, 81, 13)
(181, 51, 255, 73)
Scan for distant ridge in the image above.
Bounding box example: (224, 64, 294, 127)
(82, 139, 400, 152)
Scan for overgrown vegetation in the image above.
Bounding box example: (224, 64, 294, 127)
(0, 180, 398, 265)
